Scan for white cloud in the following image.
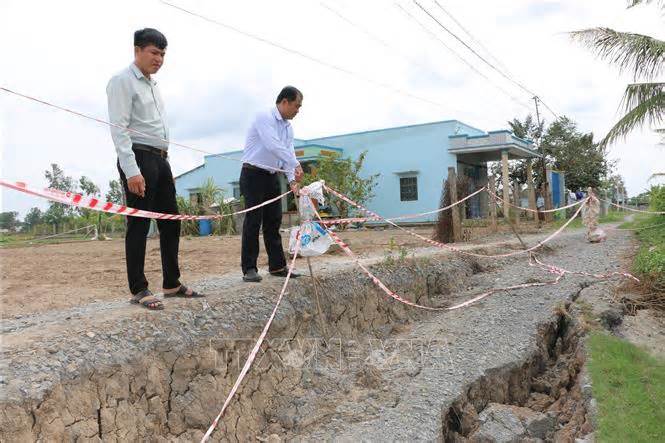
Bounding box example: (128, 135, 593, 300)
(1, 0, 664, 217)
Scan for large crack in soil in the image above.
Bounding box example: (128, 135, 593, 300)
(1, 246, 600, 442)
(443, 303, 593, 442)
(2, 255, 480, 441)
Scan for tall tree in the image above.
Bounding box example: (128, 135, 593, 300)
(493, 115, 611, 192)
(77, 176, 101, 217)
(43, 163, 76, 230)
(79, 176, 100, 196)
(492, 114, 547, 187)
(0, 211, 20, 232)
(105, 179, 124, 204)
(541, 117, 610, 191)
(45, 163, 75, 192)
(23, 207, 44, 231)
(507, 114, 544, 141)
(571, 0, 664, 147)
(302, 151, 379, 219)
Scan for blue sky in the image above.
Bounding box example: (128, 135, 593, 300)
(1, 0, 663, 217)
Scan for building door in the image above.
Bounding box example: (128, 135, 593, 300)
(463, 165, 481, 218)
(551, 171, 561, 208)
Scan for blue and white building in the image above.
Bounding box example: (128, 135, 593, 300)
(175, 119, 541, 223)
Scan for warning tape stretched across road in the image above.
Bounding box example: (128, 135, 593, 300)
(492, 193, 584, 213)
(324, 184, 589, 259)
(0, 179, 290, 221)
(600, 199, 665, 215)
(201, 230, 302, 442)
(531, 255, 639, 282)
(319, 186, 487, 225)
(315, 207, 565, 311)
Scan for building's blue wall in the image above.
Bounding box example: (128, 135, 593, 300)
(175, 150, 244, 201)
(306, 120, 485, 222)
(175, 120, 487, 222)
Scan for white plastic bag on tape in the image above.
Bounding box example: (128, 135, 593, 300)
(587, 227, 607, 243)
(289, 221, 333, 257)
(298, 180, 326, 221)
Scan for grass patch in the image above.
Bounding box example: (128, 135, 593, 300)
(588, 332, 665, 442)
(0, 233, 93, 248)
(551, 216, 585, 230)
(550, 210, 634, 231)
(622, 214, 665, 291)
(599, 210, 628, 224)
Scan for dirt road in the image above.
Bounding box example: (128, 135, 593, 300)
(0, 228, 435, 318)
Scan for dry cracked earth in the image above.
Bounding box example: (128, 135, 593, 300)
(0, 226, 639, 442)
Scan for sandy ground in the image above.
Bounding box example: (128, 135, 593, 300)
(0, 228, 434, 318)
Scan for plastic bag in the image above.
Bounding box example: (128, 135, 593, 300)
(298, 181, 326, 221)
(289, 221, 333, 257)
(587, 227, 607, 243)
(288, 180, 333, 256)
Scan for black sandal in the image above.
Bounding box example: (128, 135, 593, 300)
(164, 285, 205, 298)
(130, 290, 164, 310)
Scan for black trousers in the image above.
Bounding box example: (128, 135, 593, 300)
(240, 167, 287, 274)
(118, 148, 181, 295)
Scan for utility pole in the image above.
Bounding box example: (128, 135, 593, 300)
(533, 96, 553, 221)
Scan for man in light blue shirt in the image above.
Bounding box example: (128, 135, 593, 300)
(106, 28, 203, 310)
(240, 86, 304, 282)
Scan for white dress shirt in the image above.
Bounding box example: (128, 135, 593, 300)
(242, 106, 300, 182)
(106, 63, 169, 178)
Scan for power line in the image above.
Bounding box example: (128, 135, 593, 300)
(432, 0, 513, 76)
(412, 0, 535, 95)
(159, 0, 470, 116)
(320, 2, 395, 52)
(412, 0, 561, 120)
(395, 3, 534, 112)
(319, 1, 447, 78)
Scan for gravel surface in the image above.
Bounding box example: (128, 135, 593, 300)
(0, 226, 635, 440)
(293, 228, 634, 440)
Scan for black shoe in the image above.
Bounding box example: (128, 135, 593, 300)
(243, 269, 262, 282)
(269, 269, 301, 278)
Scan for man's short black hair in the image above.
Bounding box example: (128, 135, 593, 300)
(134, 28, 168, 50)
(276, 86, 303, 104)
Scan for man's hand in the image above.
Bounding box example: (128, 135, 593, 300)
(294, 165, 304, 182)
(290, 181, 300, 197)
(127, 174, 146, 197)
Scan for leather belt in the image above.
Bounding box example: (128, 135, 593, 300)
(242, 163, 274, 174)
(132, 143, 168, 159)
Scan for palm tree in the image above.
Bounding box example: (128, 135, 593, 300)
(571, 0, 664, 147)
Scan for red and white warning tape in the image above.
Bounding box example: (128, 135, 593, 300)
(318, 186, 487, 225)
(492, 193, 584, 213)
(0, 179, 290, 221)
(201, 230, 302, 442)
(600, 199, 665, 215)
(324, 184, 589, 259)
(531, 255, 639, 282)
(314, 207, 565, 311)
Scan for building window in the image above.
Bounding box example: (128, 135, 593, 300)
(400, 177, 418, 201)
(190, 192, 203, 206)
(231, 182, 241, 200)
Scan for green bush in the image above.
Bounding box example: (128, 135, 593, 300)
(649, 185, 665, 213)
(632, 216, 665, 290)
(177, 196, 199, 236)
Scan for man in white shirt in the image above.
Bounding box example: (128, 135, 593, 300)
(240, 86, 304, 282)
(107, 28, 203, 310)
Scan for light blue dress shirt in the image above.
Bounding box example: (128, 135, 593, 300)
(242, 106, 300, 182)
(106, 63, 169, 178)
